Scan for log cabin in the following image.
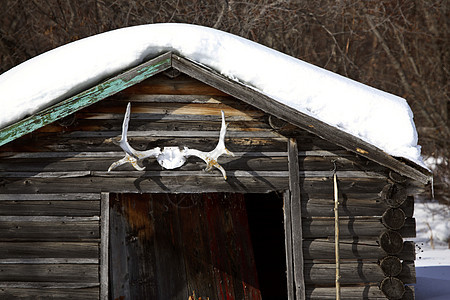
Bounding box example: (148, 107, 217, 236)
(0, 26, 431, 300)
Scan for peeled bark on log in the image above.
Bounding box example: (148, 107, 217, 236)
(379, 230, 404, 255)
(382, 208, 406, 230)
(379, 256, 402, 277)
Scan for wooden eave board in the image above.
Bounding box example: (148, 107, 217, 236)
(0, 51, 430, 184)
(0, 52, 172, 147)
(171, 54, 431, 184)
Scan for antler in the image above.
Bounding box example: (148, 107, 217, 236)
(108, 103, 161, 172)
(108, 104, 234, 180)
(183, 110, 234, 179)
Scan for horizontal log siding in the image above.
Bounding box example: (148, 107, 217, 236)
(0, 73, 417, 299)
(0, 194, 100, 299)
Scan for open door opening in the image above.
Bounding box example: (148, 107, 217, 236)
(109, 192, 287, 300)
(245, 192, 288, 298)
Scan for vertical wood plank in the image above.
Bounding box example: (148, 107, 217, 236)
(152, 194, 188, 299)
(100, 193, 109, 300)
(288, 138, 306, 299)
(283, 190, 295, 300)
(177, 194, 217, 298)
(109, 195, 131, 300)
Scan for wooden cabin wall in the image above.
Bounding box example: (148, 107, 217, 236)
(295, 133, 417, 299)
(0, 193, 100, 299)
(0, 72, 419, 299)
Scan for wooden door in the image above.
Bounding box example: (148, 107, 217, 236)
(109, 193, 261, 300)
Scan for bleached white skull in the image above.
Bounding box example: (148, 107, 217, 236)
(156, 147, 187, 169)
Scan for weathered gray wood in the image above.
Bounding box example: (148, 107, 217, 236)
(0, 176, 290, 194)
(0, 220, 100, 241)
(0, 193, 100, 201)
(66, 129, 285, 138)
(0, 242, 99, 259)
(303, 261, 414, 285)
(109, 195, 132, 300)
(283, 191, 295, 300)
(288, 138, 305, 299)
(0, 287, 99, 300)
(0, 264, 99, 282)
(379, 230, 404, 254)
(0, 282, 99, 288)
(100, 193, 109, 300)
(382, 208, 406, 230)
(381, 183, 408, 208)
(303, 239, 415, 261)
(0, 216, 99, 221)
(0, 52, 172, 147)
(302, 196, 413, 218)
(0, 258, 98, 264)
(306, 285, 414, 300)
(171, 54, 431, 184)
(0, 200, 99, 216)
(380, 277, 405, 299)
(302, 217, 415, 238)
(379, 256, 402, 276)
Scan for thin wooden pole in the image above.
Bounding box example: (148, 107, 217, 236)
(100, 193, 110, 300)
(333, 172, 341, 300)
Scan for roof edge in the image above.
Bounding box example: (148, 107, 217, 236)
(171, 54, 432, 184)
(0, 52, 172, 147)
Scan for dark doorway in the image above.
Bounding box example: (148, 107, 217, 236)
(245, 192, 288, 298)
(109, 192, 287, 300)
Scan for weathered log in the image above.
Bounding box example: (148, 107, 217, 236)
(302, 217, 415, 238)
(381, 184, 408, 208)
(382, 208, 406, 230)
(380, 277, 405, 300)
(379, 230, 404, 255)
(0, 220, 100, 242)
(0, 242, 98, 259)
(303, 239, 415, 261)
(379, 256, 402, 277)
(389, 171, 407, 184)
(306, 285, 414, 300)
(0, 287, 99, 300)
(302, 196, 413, 218)
(0, 264, 99, 282)
(0, 201, 100, 216)
(303, 261, 414, 285)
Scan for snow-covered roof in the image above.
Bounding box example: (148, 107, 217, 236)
(0, 23, 425, 168)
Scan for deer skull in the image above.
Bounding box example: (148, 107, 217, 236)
(108, 103, 234, 179)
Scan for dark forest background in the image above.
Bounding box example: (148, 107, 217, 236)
(0, 0, 448, 202)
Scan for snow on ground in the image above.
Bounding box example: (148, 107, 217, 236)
(0, 23, 426, 167)
(411, 201, 450, 300)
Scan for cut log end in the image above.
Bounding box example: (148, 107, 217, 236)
(379, 230, 404, 255)
(380, 277, 405, 300)
(382, 208, 406, 230)
(381, 183, 408, 208)
(379, 256, 402, 277)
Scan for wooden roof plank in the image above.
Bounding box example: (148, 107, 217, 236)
(172, 54, 431, 184)
(0, 52, 172, 147)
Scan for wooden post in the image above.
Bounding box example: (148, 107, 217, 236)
(288, 138, 305, 299)
(100, 193, 110, 300)
(283, 190, 295, 300)
(333, 171, 341, 300)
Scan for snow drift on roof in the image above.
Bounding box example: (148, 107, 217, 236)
(0, 23, 425, 167)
